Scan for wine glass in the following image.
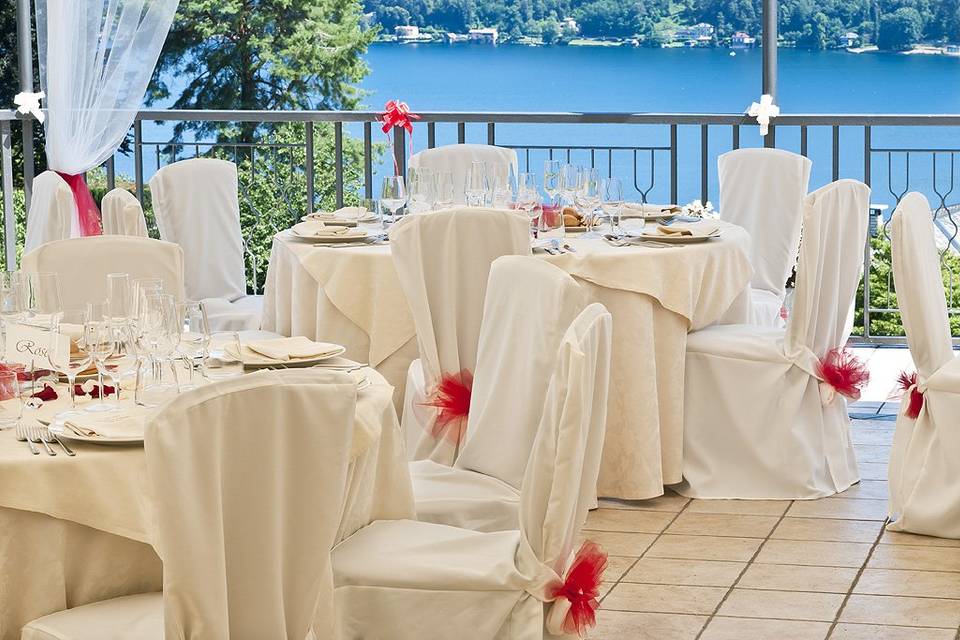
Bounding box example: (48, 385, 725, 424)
(104, 321, 141, 406)
(83, 318, 115, 413)
(465, 161, 488, 207)
(515, 172, 542, 241)
(50, 308, 93, 413)
(407, 166, 435, 214)
(139, 293, 180, 393)
(379, 175, 408, 229)
(434, 172, 455, 209)
(177, 301, 210, 390)
(544, 160, 561, 203)
(26, 272, 62, 328)
(488, 165, 513, 208)
(559, 164, 582, 207)
(602, 177, 625, 235)
(106, 273, 132, 324)
(577, 168, 603, 238)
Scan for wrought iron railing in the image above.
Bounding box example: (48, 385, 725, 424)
(5, 108, 960, 343)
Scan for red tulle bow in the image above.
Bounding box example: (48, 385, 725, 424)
(420, 369, 472, 444)
(551, 541, 608, 636)
(897, 371, 924, 419)
(56, 172, 103, 237)
(31, 384, 58, 401)
(816, 348, 870, 401)
(377, 99, 420, 135)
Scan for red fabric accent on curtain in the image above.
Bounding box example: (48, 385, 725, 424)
(56, 172, 103, 236)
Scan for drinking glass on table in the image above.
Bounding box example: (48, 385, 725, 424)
(407, 166, 435, 214)
(106, 273, 132, 323)
(177, 301, 210, 389)
(602, 177, 625, 235)
(50, 308, 93, 412)
(489, 165, 514, 208)
(515, 172, 542, 241)
(465, 161, 488, 207)
(576, 168, 603, 239)
(205, 330, 245, 380)
(0, 369, 21, 429)
(26, 272, 62, 328)
(105, 322, 141, 406)
(379, 175, 407, 229)
(434, 171, 456, 210)
(84, 318, 115, 413)
(139, 293, 180, 392)
(544, 160, 561, 203)
(559, 164, 582, 206)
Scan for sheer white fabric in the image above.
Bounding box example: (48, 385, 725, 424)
(677, 180, 870, 499)
(35, 0, 178, 176)
(21, 236, 186, 310)
(24, 171, 74, 253)
(101, 189, 149, 237)
(718, 148, 812, 327)
(331, 304, 613, 639)
(888, 193, 960, 538)
(408, 144, 518, 205)
(410, 257, 591, 532)
(149, 159, 262, 331)
(392, 208, 531, 464)
(22, 369, 357, 640)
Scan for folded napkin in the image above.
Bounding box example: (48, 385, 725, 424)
(63, 406, 152, 439)
(246, 336, 340, 362)
(623, 202, 681, 218)
(654, 221, 721, 237)
(292, 221, 367, 238)
(334, 206, 373, 219)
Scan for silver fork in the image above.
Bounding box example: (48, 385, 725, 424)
(15, 422, 38, 455)
(28, 426, 56, 456)
(44, 428, 75, 456)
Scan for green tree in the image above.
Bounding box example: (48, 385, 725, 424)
(878, 6, 923, 49)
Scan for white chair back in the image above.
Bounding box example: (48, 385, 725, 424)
(891, 193, 955, 377)
(718, 148, 812, 297)
(21, 235, 186, 309)
(785, 179, 870, 357)
(101, 188, 149, 237)
(148, 158, 247, 301)
(391, 208, 531, 385)
(456, 256, 589, 489)
(146, 369, 357, 639)
(518, 303, 612, 577)
(408, 144, 518, 205)
(24, 171, 75, 254)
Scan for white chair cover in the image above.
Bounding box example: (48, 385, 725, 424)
(149, 158, 263, 331)
(392, 208, 531, 465)
(888, 193, 960, 538)
(101, 188, 149, 237)
(408, 144, 518, 205)
(21, 369, 357, 640)
(331, 304, 613, 640)
(24, 171, 76, 254)
(412, 256, 590, 531)
(678, 179, 870, 499)
(21, 236, 186, 310)
(718, 148, 812, 327)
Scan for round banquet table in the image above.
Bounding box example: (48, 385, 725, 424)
(262, 219, 753, 500)
(0, 370, 413, 640)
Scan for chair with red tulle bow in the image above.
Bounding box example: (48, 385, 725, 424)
(408, 144, 518, 206)
(332, 303, 613, 639)
(391, 208, 531, 465)
(410, 255, 594, 532)
(677, 179, 870, 500)
(24, 171, 76, 253)
(888, 193, 960, 538)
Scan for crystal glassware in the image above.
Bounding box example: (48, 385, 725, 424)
(106, 272, 132, 324)
(379, 175, 408, 228)
(602, 177, 624, 235)
(50, 308, 93, 412)
(177, 301, 210, 390)
(434, 171, 456, 210)
(407, 166, 435, 214)
(544, 160, 561, 203)
(83, 319, 116, 413)
(465, 160, 488, 207)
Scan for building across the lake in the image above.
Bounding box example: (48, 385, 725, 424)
(730, 32, 756, 48)
(468, 28, 499, 44)
(838, 32, 860, 48)
(395, 26, 420, 41)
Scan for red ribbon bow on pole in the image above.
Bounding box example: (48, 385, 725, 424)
(816, 347, 870, 402)
(550, 541, 608, 637)
(897, 370, 924, 419)
(377, 100, 419, 176)
(420, 369, 473, 446)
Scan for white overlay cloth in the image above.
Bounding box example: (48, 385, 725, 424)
(24, 171, 75, 253)
(101, 189, 149, 238)
(408, 144, 519, 204)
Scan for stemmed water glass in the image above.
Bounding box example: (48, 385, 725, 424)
(103, 322, 141, 406)
(577, 168, 603, 238)
(379, 175, 408, 228)
(434, 172, 455, 210)
(139, 293, 181, 394)
(50, 308, 93, 414)
(26, 272, 62, 329)
(177, 301, 210, 390)
(515, 172, 542, 241)
(544, 160, 561, 204)
(407, 166, 435, 214)
(559, 164, 582, 207)
(83, 314, 115, 413)
(465, 161, 488, 207)
(602, 177, 625, 235)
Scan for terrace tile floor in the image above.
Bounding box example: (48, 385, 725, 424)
(586, 353, 960, 638)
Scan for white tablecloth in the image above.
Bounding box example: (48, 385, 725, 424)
(0, 371, 413, 640)
(262, 221, 752, 499)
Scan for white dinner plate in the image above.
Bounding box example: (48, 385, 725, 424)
(638, 231, 721, 244)
(299, 216, 358, 227)
(622, 203, 681, 220)
(224, 342, 347, 368)
(290, 222, 370, 244)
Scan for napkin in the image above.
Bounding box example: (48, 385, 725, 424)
(334, 206, 373, 219)
(623, 203, 681, 218)
(654, 221, 721, 237)
(63, 406, 151, 439)
(246, 336, 340, 362)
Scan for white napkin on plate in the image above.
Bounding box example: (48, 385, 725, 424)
(623, 202, 680, 218)
(246, 336, 341, 362)
(653, 221, 721, 237)
(292, 221, 367, 238)
(334, 206, 373, 219)
(63, 406, 152, 439)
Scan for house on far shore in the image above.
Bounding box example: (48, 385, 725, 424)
(468, 28, 499, 44)
(730, 32, 756, 48)
(395, 25, 420, 41)
(838, 32, 860, 48)
(561, 17, 579, 35)
(945, 44, 960, 56)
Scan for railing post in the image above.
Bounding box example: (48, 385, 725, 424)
(134, 120, 144, 204)
(17, 0, 35, 209)
(762, 0, 778, 102)
(363, 122, 373, 199)
(700, 124, 709, 203)
(106, 157, 116, 191)
(394, 126, 406, 177)
(305, 121, 315, 213)
(861, 125, 873, 342)
(670, 124, 678, 204)
(832, 125, 840, 181)
(334, 122, 343, 208)
(487, 123, 495, 145)
(1, 121, 15, 269)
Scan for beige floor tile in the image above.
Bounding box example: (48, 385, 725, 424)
(700, 617, 830, 640)
(755, 539, 873, 568)
(621, 557, 745, 587)
(717, 588, 844, 621)
(585, 508, 675, 534)
(605, 555, 639, 581)
(854, 444, 892, 464)
(831, 623, 957, 639)
(684, 499, 791, 516)
(665, 512, 779, 539)
(786, 497, 889, 521)
(849, 427, 896, 446)
(858, 462, 889, 481)
(591, 611, 705, 640)
(579, 531, 657, 557)
(598, 492, 689, 513)
(739, 563, 858, 593)
(602, 583, 726, 615)
(839, 594, 960, 628)
(599, 581, 615, 599)
(869, 544, 960, 572)
(854, 568, 960, 599)
(880, 530, 960, 548)
(771, 517, 883, 543)
(645, 534, 763, 562)
(836, 481, 889, 501)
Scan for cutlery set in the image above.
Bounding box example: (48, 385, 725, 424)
(15, 421, 75, 456)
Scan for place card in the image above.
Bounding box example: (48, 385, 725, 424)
(4, 323, 69, 369)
